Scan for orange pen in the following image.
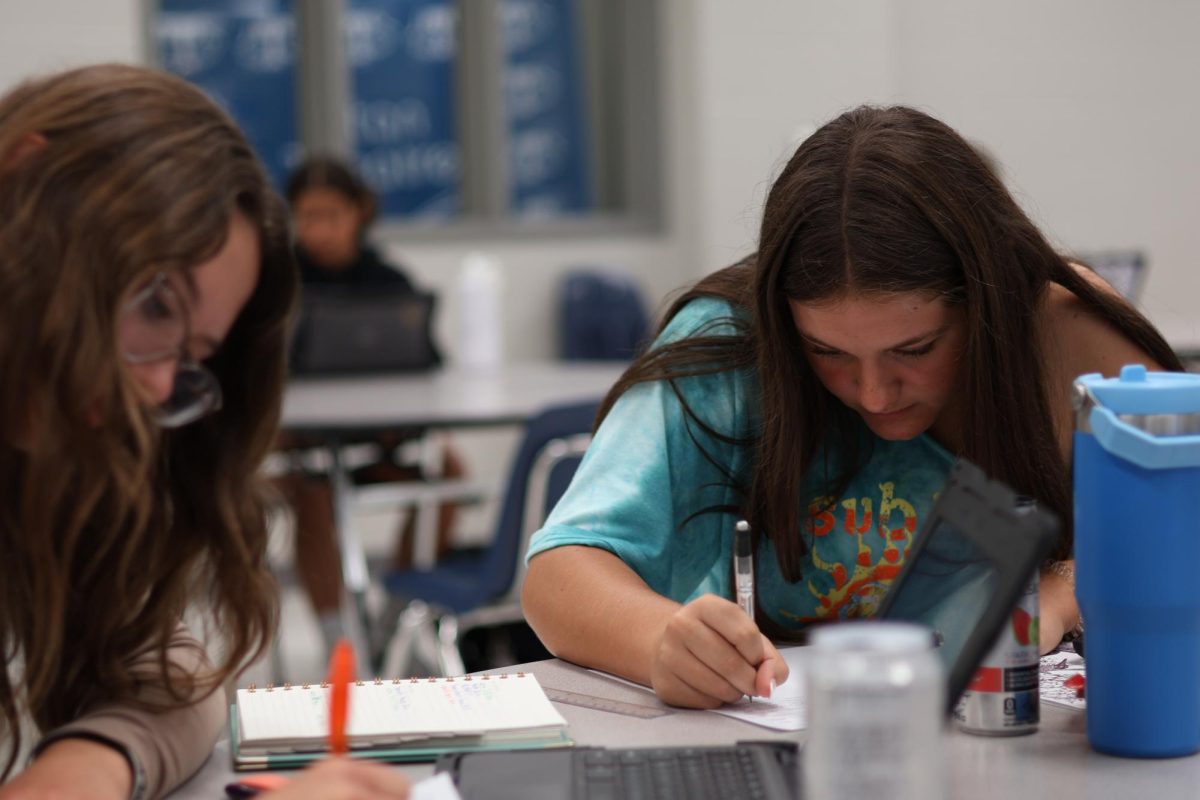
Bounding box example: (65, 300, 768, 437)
(327, 638, 355, 756)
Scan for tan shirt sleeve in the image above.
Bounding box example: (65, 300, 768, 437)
(33, 623, 226, 800)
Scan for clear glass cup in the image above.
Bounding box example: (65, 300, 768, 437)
(803, 621, 945, 800)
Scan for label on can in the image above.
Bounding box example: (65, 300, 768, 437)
(954, 573, 1040, 735)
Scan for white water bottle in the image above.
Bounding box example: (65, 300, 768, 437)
(456, 251, 504, 370)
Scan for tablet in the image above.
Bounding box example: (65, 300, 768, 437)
(875, 458, 1060, 714)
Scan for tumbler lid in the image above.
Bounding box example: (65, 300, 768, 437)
(1076, 364, 1200, 416)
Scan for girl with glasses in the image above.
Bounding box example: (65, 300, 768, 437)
(0, 65, 408, 799)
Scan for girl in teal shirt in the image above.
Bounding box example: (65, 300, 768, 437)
(523, 105, 1179, 710)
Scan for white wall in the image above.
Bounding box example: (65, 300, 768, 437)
(0, 0, 142, 85)
(689, 0, 900, 276)
(894, 1, 1200, 344)
(684, 0, 1200, 344)
(2, 0, 1198, 350)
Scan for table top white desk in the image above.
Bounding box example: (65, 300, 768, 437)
(282, 361, 627, 434)
(173, 656, 1200, 799)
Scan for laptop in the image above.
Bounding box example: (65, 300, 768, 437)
(436, 458, 1060, 800)
(289, 287, 440, 375)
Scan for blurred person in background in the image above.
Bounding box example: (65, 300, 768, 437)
(277, 157, 466, 654)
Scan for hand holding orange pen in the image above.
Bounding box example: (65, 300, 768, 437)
(224, 639, 361, 799)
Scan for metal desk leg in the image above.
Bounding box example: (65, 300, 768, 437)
(328, 443, 372, 673)
(412, 432, 446, 569)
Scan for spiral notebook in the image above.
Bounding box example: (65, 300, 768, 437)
(230, 673, 571, 770)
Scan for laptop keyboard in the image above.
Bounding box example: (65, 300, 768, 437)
(573, 744, 796, 800)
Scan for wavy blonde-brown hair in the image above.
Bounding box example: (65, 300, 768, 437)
(0, 64, 297, 775)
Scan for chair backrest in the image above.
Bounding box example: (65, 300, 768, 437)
(558, 270, 649, 361)
(477, 400, 599, 602)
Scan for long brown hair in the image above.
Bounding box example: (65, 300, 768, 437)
(601, 106, 1180, 591)
(0, 64, 297, 775)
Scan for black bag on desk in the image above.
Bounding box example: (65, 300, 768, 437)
(290, 287, 441, 375)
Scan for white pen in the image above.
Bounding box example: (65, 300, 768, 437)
(734, 520, 756, 621)
(734, 520, 757, 701)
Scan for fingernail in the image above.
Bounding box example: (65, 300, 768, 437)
(768, 679, 776, 698)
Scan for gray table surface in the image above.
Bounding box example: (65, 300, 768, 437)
(172, 657, 1200, 799)
(282, 362, 626, 432)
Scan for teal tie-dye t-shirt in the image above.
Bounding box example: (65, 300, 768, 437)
(526, 297, 954, 630)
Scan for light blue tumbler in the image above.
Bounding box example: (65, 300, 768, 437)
(1073, 364, 1200, 757)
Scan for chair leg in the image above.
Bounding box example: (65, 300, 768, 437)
(380, 600, 432, 678)
(436, 615, 467, 677)
(378, 603, 467, 678)
(411, 612, 443, 675)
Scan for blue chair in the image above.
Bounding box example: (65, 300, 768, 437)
(377, 399, 599, 676)
(559, 269, 649, 361)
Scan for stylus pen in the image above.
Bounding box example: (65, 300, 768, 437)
(734, 520, 757, 701)
(734, 520, 755, 621)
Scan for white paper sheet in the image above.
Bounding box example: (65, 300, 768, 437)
(411, 772, 463, 800)
(1039, 651, 1086, 711)
(587, 646, 807, 731)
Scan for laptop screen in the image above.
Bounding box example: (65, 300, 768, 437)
(290, 289, 440, 375)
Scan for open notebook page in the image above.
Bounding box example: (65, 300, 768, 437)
(237, 674, 567, 748)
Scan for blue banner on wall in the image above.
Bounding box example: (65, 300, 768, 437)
(348, 0, 461, 219)
(500, 0, 592, 217)
(155, 0, 301, 190)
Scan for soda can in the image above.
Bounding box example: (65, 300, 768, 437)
(954, 497, 1040, 735)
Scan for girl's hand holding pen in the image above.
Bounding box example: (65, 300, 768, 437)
(649, 594, 789, 709)
(227, 639, 409, 800)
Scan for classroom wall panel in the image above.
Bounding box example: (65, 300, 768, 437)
(2, 0, 1197, 352)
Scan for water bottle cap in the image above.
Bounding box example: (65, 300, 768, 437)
(1076, 364, 1200, 415)
(810, 621, 933, 654)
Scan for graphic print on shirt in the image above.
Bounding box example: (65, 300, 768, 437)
(782, 481, 919, 622)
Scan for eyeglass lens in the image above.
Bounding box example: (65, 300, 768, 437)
(120, 276, 187, 363)
(119, 274, 223, 427)
(156, 362, 222, 429)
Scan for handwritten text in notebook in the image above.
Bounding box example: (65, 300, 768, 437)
(236, 675, 567, 752)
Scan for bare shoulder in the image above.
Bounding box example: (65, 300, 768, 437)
(1039, 263, 1167, 380)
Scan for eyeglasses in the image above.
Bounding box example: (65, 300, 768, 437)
(119, 272, 223, 428)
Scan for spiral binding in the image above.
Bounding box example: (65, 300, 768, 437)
(245, 672, 528, 692)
